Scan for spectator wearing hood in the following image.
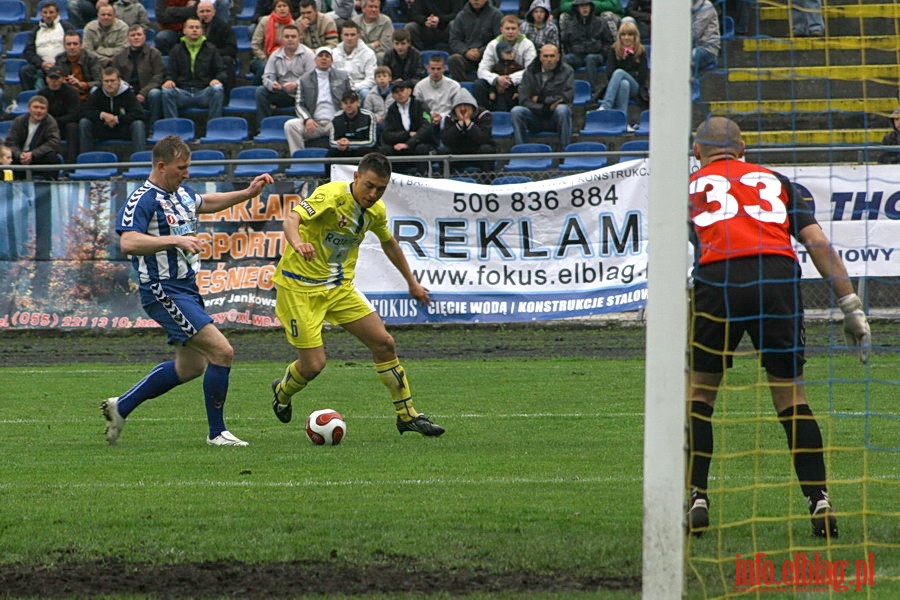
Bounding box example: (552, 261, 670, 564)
(521, 0, 559, 49)
(20, 1, 76, 91)
(473, 15, 537, 112)
(560, 0, 613, 92)
(877, 107, 900, 164)
(79, 66, 146, 155)
(448, 0, 504, 82)
(510, 43, 573, 149)
(439, 88, 496, 171)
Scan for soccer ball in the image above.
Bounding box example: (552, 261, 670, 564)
(305, 409, 346, 445)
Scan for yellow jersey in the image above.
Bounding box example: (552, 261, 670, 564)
(273, 181, 393, 291)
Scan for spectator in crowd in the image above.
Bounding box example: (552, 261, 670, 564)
(113, 24, 166, 122)
(625, 0, 651, 42)
(20, 0, 76, 92)
(329, 89, 378, 158)
(381, 28, 427, 87)
(332, 21, 378, 101)
(877, 107, 900, 164)
(42, 65, 83, 164)
(473, 15, 536, 112)
(297, 0, 339, 50)
(560, 0, 611, 94)
(251, 0, 297, 85)
(439, 87, 496, 171)
(363, 65, 395, 124)
(559, 0, 622, 33)
(691, 0, 720, 100)
(83, 4, 130, 66)
(594, 19, 648, 130)
(161, 17, 227, 119)
(253, 0, 300, 24)
(413, 52, 460, 126)
(111, 0, 153, 29)
(791, 0, 824, 37)
(521, 0, 559, 50)
(56, 31, 104, 102)
(352, 0, 395, 62)
(197, 0, 239, 91)
(155, 0, 200, 56)
(4, 95, 62, 180)
(378, 79, 436, 174)
(284, 46, 352, 154)
(447, 0, 503, 82)
(68, 0, 100, 29)
(326, 0, 356, 26)
(79, 66, 146, 156)
(256, 25, 316, 122)
(510, 43, 573, 149)
(405, 0, 463, 51)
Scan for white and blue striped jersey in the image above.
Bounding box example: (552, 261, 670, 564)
(116, 180, 204, 284)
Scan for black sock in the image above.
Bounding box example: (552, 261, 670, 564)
(778, 404, 828, 501)
(689, 401, 714, 496)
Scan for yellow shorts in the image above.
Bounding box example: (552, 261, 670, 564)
(275, 283, 375, 349)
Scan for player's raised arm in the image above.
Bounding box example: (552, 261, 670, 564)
(198, 173, 274, 213)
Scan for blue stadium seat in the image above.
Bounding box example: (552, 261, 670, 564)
(236, 0, 257, 22)
(10, 90, 37, 116)
(140, 0, 155, 20)
(0, 120, 12, 141)
(253, 115, 292, 143)
(200, 117, 249, 144)
(634, 110, 650, 136)
(491, 175, 533, 185)
(68, 151, 119, 180)
(144, 28, 156, 47)
(284, 148, 329, 177)
(503, 143, 553, 172)
(147, 118, 195, 143)
(122, 151, 153, 179)
(234, 25, 252, 52)
(4, 59, 27, 87)
(223, 86, 258, 115)
(7, 31, 29, 58)
(190, 149, 227, 178)
(573, 80, 592, 107)
(491, 111, 514, 138)
(234, 148, 281, 177)
(498, 0, 518, 14)
(0, 0, 27, 24)
(558, 142, 608, 171)
(618, 139, 649, 159)
(722, 16, 735, 39)
(579, 109, 628, 137)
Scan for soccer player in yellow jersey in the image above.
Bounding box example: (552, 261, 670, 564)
(271, 152, 445, 436)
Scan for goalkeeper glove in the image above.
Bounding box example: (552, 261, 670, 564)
(837, 293, 871, 364)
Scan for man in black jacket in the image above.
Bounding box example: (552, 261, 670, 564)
(447, 0, 503, 82)
(42, 65, 84, 164)
(378, 79, 436, 174)
(329, 90, 377, 158)
(406, 0, 465, 51)
(160, 17, 228, 119)
(79, 67, 147, 155)
(510, 43, 574, 149)
(439, 88, 496, 171)
(4, 95, 62, 180)
(197, 0, 238, 91)
(113, 25, 166, 122)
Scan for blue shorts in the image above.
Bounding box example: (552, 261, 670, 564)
(139, 279, 213, 345)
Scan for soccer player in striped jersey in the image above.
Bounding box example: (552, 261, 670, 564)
(101, 135, 273, 446)
(271, 152, 444, 436)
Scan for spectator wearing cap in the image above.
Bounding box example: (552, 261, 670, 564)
(20, 1, 76, 92)
(439, 87, 496, 172)
(332, 21, 378, 101)
(55, 31, 104, 103)
(41, 65, 83, 164)
(560, 0, 614, 93)
(473, 15, 537, 112)
(378, 79, 436, 174)
(413, 52, 460, 127)
(283, 46, 352, 154)
(511, 43, 574, 149)
(256, 24, 316, 123)
(113, 25, 166, 123)
(83, 3, 130, 66)
(329, 90, 378, 158)
(160, 17, 228, 119)
(79, 66, 147, 156)
(4, 95, 62, 180)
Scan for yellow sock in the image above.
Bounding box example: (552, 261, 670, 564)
(375, 358, 419, 421)
(275, 361, 308, 404)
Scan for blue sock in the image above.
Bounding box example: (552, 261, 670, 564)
(117, 361, 181, 418)
(204, 363, 230, 438)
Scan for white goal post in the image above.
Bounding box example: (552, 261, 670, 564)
(642, 0, 691, 597)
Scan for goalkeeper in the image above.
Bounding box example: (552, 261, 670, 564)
(686, 117, 871, 539)
(270, 152, 444, 437)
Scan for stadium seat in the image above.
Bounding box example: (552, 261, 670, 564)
(558, 142, 608, 171)
(634, 110, 650, 136)
(284, 148, 329, 177)
(7, 31, 29, 58)
(234, 25, 252, 52)
(10, 90, 37, 116)
(233, 148, 281, 177)
(236, 0, 257, 22)
(491, 111, 514, 138)
(579, 109, 628, 137)
(0, 120, 12, 141)
(459, 81, 476, 94)
(144, 28, 156, 47)
(722, 16, 735, 39)
(4, 59, 27, 87)
(502, 143, 553, 172)
(619, 139, 649, 159)
(140, 0, 155, 20)
(147, 118, 195, 143)
(223, 86, 258, 116)
(189, 149, 227, 178)
(573, 80, 592, 107)
(0, 0, 27, 24)
(253, 115, 292, 143)
(421, 50, 450, 72)
(199, 117, 250, 144)
(122, 151, 153, 179)
(498, 0, 518, 14)
(491, 175, 533, 185)
(68, 151, 119, 181)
